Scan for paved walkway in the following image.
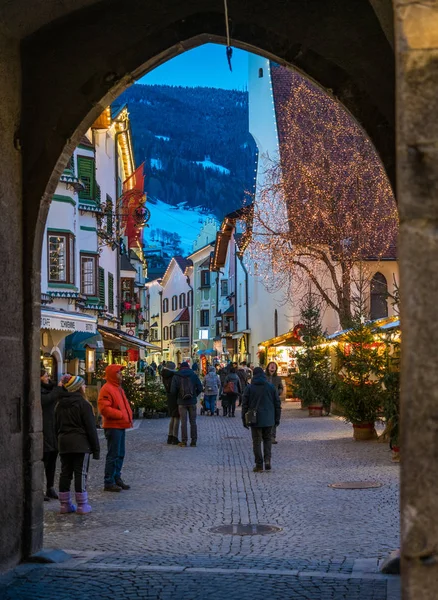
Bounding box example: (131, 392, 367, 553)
(1, 404, 400, 599)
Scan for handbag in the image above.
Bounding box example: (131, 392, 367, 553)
(244, 395, 262, 426)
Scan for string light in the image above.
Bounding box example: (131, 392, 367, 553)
(243, 71, 398, 329)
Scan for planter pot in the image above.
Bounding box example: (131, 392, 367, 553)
(308, 405, 323, 417)
(353, 422, 377, 441)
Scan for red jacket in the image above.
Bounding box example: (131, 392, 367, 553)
(98, 365, 133, 429)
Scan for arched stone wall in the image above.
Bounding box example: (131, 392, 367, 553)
(0, 0, 401, 579)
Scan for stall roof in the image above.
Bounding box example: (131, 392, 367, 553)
(259, 330, 302, 347)
(326, 316, 400, 341)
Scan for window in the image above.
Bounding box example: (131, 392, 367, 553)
(121, 277, 134, 301)
(163, 326, 168, 340)
(179, 293, 186, 309)
(63, 155, 74, 175)
(48, 232, 75, 284)
(200, 310, 209, 327)
(172, 295, 178, 311)
(108, 273, 114, 313)
(163, 298, 169, 313)
(170, 325, 175, 340)
(80, 253, 97, 295)
(216, 320, 222, 337)
(220, 279, 228, 296)
(77, 156, 95, 200)
(98, 267, 105, 304)
(181, 323, 189, 338)
(200, 270, 210, 287)
(187, 290, 193, 307)
(370, 272, 388, 320)
(258, 67, 264, 78)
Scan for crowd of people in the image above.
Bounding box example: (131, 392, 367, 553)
(39, 359, 283, 516)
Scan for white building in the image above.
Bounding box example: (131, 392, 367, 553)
(160, 256, 193, 364)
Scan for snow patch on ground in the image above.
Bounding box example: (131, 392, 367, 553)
(143, 198, 219, 255)
(195, 159, 230, 175)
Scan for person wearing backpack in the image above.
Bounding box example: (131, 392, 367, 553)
(223, 366, 242, 417)
(203, 366, 221, 416)
(242, 367, 281, 472)
(170, 362, 203, 447)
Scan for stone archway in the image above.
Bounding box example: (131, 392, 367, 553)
(2, 0, 438, 597)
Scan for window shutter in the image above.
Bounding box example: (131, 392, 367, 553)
(108, 273, 114, 313)
(77, 156, 95, 200)
(99, 267, 105, 305)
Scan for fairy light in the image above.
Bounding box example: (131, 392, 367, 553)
(243, 70, 398, 330)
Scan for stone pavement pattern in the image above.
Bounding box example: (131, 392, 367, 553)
(1, 404, 400, 599)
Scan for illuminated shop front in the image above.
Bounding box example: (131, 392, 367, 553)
(258, 330, 303, 376)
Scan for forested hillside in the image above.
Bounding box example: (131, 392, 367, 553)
(114, 84, 257, 218)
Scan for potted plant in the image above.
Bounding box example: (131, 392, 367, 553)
(122, 370, 143, 417)
(293, 292, 332, 416)
(333, 322, 384, 440)
(142, 377, 168, 417)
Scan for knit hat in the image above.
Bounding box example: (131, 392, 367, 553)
(165, 361, 176, 369)
(61, 374, 85, 393)
(179, 362, 190, 369)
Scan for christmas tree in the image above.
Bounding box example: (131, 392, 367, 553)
(294, 292, 332, 413)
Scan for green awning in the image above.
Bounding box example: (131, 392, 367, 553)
(64, 331, 105, 360)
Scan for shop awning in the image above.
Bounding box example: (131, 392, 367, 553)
(41, 308, 97, 334)
(98, 325, 162, 351)
(64, 331, 105, 360)
(197, 348, 217, 355)
(223, 305, 234, 316)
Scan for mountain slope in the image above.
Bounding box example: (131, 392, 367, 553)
(114, 84, 257, 219)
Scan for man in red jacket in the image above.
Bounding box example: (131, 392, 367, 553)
(98, 365, 133, 492)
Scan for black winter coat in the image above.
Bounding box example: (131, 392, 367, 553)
(41, 382, 59, 453)
(55, 390, 100, 457)
(242, 374, 281, 428)
(162, 367, 179, 417)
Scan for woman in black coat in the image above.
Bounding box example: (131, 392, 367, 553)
(40, 369, 59, 500)
(265, 362, 284, 444)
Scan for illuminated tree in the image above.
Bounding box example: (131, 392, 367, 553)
(245, 72, 398, 329)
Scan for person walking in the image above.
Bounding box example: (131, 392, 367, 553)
(55, 375, 100, 514)
(170, 362, 202, 447)
(98, 364, 133, 492)
(203, 366, 221, 416)
(265, 362, 284, 444)
(237, 362, 251, 406)
(223, 366, 242, 417)
(242, 366, 281, 472)
(40, 369, 60, 501)
(162, 361, 180, 444)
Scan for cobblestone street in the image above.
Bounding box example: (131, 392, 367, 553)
(1, 404, 400, 599)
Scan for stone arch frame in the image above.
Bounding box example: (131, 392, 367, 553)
(3, 0, 407, 579)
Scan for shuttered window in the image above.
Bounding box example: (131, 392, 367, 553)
(80, 253, 97, 295)
(108, 272, 114, 313)
(77, 156, 95, 200)
(99, 267, 105, 305)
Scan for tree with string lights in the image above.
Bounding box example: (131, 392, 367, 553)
(245, 72, 398, 330)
